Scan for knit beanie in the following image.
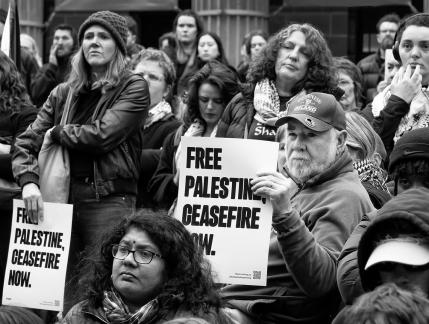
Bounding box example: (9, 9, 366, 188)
(388, 127, 429, 173)
(78, 11, 128, 55)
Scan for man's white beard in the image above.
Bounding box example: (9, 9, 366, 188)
(286, 144, 339, 183)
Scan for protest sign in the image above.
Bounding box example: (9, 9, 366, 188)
(2, 199, 73, 311)
(174, 137, 278, 286)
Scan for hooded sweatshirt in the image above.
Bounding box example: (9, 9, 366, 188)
(358, 187, 429, 292)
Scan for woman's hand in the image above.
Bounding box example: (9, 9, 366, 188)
(251, 171, 298, 215)
(390, 65, 422, 104)
(173, 168, 180, 186)
(22, 183, 44, 223)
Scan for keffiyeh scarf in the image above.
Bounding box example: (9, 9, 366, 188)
(103, 288, 159, 324)
(253, 78, 306, 126)
(253, 79, 280, 126)
(353, 159, 389, 193)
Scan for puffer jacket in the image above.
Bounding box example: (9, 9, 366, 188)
(337, 187, 429, 305)
(216, 93, 256, 139)
(12, 71, 150, 197)
(357, 51, 384, 103)
(358, 187, 429, 291)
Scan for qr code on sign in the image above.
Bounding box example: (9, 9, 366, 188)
(253, 271, 261, 279)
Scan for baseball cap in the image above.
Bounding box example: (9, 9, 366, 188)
(365, 239, 429, 270)
(275, 92, 346, 131)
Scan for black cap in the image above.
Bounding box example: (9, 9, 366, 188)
(388, 127, 429, 173)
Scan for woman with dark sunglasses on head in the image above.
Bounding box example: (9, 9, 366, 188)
(61, 210, 232, 324)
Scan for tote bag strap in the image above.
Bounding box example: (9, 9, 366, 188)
(59, 88, 74, 126)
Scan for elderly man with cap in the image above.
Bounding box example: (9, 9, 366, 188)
(222, 92, 374, 324)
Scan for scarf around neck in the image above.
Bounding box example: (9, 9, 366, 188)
(103, 288, 159, 324)
(253, 78, 306, 126)
(253, 79, 280, 126)
(372, 85, 429, 143)
(353, 159, 389, 193)
(144, 100, 173, 129)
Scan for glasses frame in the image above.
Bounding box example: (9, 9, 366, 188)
(111, 244, 162, 264)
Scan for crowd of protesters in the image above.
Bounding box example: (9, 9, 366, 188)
(0, 5, 428, 324)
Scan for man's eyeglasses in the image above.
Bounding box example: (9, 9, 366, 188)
(112, 244, 162, 264)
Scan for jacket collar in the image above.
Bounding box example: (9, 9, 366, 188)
(81, 301, 109, 324)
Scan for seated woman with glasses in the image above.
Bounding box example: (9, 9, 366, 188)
(61, 210, 232, 324)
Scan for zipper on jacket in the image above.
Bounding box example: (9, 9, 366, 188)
(93, 161, 100, 200)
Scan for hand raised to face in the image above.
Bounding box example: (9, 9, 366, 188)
(390, 65, 422, 104)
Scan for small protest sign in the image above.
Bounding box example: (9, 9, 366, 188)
(2, 199, 73, 311)
(174, 137, 278, 286)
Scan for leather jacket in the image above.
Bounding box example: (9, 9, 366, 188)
(12, 71, 150, 197)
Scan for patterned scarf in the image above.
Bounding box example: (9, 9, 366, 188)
(253, 79, 280, 126)
(353, 159, 389, 193)
(144, 100, 173, 129)
(372, 85, 429, 143)
(103, 288, 159, 324)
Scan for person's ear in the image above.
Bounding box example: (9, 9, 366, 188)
(373, 152, 383, 167)
(336, 130, 348, 149)
(163, 84, 172, 100)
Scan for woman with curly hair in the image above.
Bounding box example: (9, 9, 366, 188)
(62, 210, 231, 324)
(148, 61, 239, 209)
(216, 23, 340, 142)
(0, 51, 37, 297)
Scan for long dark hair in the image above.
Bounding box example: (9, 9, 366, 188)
(242, 23, 337, 100)
(0, 51, 31, 113)
(197, 32, 230, 67)
(76, 210, 226, 321)
(183, 61, 239, 131)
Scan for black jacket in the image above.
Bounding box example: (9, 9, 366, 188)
(358, 187, 429, 291)
(31, 55, 72, 108)
(12, 71, 150, 197)
(357, 51, 384, 103)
